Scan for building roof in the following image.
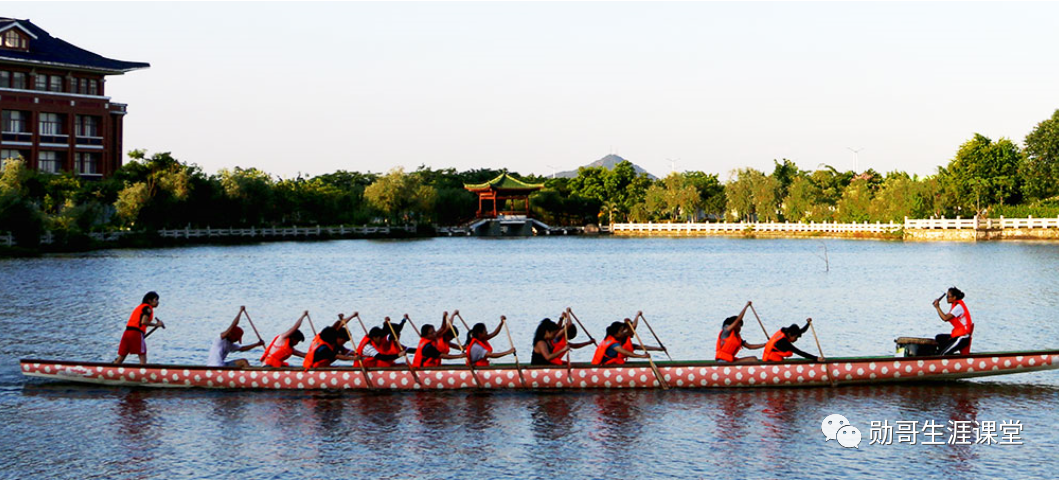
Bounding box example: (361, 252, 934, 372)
(464, 173, 544, 192)
(0, 18, 149, 74)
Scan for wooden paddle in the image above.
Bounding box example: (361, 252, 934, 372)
(444, 312, 483, 388)
(240, 308, 266, 349)
(748, 303, 770, 339)
(635, 311, 672, 361)
(338, 313, 373, 389)
(562, 312, 573, 382)
(807, 318, 836, 388)
(384, 316, 421, 386)
(305, 311, 317, 336)
(625, 319, 668, 390)
(499, 315, 527, 388)
(565, 307, 598, 346)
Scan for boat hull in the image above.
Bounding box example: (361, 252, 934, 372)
(20, 351, 1059, 390)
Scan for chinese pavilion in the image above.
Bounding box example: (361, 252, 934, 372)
(464, 172, 544, 219)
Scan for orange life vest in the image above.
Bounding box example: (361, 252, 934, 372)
(762, 330, 792, 362)
(126, 303, 152, 333)
(716, 328, 742, 362)
(261, 335, 295, 367)
(413, 338, 440, 368)
(355, 336, 394, 368)
(948, 300, 974, 338)
(592, 336, 625, 365)
(435, 337, 451, 355)
(467, 338, 493, 367)
(303, 334, 336, 370)
(549, 336, 567, 365)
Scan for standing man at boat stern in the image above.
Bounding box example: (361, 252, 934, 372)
(115, 291, 165, 365)
(207, 306, 264, 368)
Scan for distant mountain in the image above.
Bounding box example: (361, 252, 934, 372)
(554, 154, 657, 180)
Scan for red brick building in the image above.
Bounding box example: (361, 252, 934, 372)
(0, 18, 148, 178)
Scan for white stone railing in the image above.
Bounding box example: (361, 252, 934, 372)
(612, 220, 903, 234)
(156, 225, 413, 239)
(904, 215, 1059, 230)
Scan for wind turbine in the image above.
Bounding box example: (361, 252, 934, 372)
(847, 147, 864, 173)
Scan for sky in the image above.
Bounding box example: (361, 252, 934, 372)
(7, 2, 1059, 180)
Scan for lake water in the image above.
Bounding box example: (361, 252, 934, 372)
(2, 237, 1058, 479)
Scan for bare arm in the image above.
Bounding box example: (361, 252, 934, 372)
(280, 312, 307, 340)
(237, 340, 264, 352)
(743, 341, 766, 350)
(613, 345, 648, 359)
(221, 306, 245, 339)
(570, 340, 593, 349)
(933, 299, 954, 321)
(485, 319, 504, 341)
(486, 348, 515, 359)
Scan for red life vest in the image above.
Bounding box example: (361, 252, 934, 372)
(435, 337, 451, 355)
(467, 338, 493, 367)
(303, 334, 336, 370)
(126, 303, 152, 333)
(715, 328, 742, 362)
(591, 336, 625, 365)
(261, 335, 295, 367)
(414, 338, 440, 368)
(549, 336, 567, 365)
(762, 330, 792, 362)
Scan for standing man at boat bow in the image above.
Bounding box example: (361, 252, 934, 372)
(115, 291, 165, 365)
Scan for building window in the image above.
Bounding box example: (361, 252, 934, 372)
(49, 75, 62, 92)
(0, 71, 7, 88)
(38, 151, 61, 173)
(76, 152, 99, 175)
(89, 80, 99, 96)
(11, 72, 26, 89)
(2, 30, 27, 50)
(2, 110, 28, 133)
(35, 73, 47, 91)
(39, 112, 64, 135)
(75, 115, 100, 137)
(1, 149, 24, 170)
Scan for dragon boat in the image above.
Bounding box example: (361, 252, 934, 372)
(20, 349, 1059, 390)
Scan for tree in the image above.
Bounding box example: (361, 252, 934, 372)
(1022, 109, 1059, 201)
(725, 168, 759, 222)
(364, 167, 436, 223)
(835, 178, 873, 222)
(940, 133, 1022, 214)
(684, 171, 726, 220)
(782, 176, 822, 222)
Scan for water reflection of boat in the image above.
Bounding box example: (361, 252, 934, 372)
(20, 350, 1059, 390)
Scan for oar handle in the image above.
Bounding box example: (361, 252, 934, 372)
(749, 304, 769, 339)
(384, 317, 421, 386)
(566, 308, 598, 346)
(636, 311, 672, 362)
(444, 313, 482, 388)
(241, 308, 265, 346)
(500, 316, 527, 388)
(807, 319, 836, 388)
(625, 319, 668, 390)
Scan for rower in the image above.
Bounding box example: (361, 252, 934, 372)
(715, 301, 766, 363)
(207, 306, 265, 368)
(260, 312, 308, 367)
(412, 324, 466, 367)
(932, 287, 974, 356)
(591, 321, 663, 365)
(303, 326, 357, 369)
(434, 319, 460, 365)
(465, 321, 515, 366)
(115, 291, 165, 365)
(530, 318, 568, 365)
(549, 316, 592, 365)
(355, 327, 403, 367)
(762, 320, 824, 362)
